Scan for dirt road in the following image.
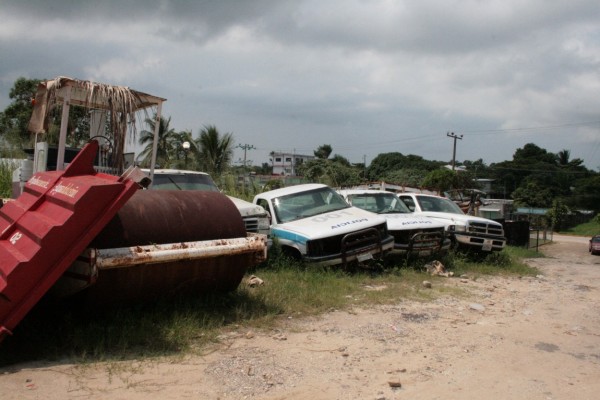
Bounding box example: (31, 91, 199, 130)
(1, 234, 599, 399)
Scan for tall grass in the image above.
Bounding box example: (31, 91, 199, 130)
(560, 219, 600, 236)
(0, 246, 539, 367)
(0, 160, 19, 198)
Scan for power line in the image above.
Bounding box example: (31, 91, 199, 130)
(460, 120, 600, 135)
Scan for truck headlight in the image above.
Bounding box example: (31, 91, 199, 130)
(258, 217, 270, 230)
(448, 224, 466, 232)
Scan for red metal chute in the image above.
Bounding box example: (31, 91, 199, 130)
(0, 141, 140, 342)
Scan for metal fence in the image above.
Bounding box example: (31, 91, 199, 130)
(502, 219, 553, 251)
(528, 228, 553, 251)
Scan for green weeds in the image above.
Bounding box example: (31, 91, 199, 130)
(0, 160, 19, 198)
(560, 219, 600, 236)
(0, 245, 540, 367)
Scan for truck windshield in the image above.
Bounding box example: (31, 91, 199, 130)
(417, 196, 465, 215)
(151, 173, 220, 191)
(273, 187, 350, 223)
(346, 193, 410, 214)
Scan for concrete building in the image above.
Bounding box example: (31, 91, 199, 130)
(270, 152, 315, 176)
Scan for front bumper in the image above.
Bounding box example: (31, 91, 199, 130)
(304, 233, 395, 267)
(390, 231, 451, 257)
(454, 233, 506, 251)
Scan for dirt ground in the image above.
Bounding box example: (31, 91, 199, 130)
(1, 234, 599, 400)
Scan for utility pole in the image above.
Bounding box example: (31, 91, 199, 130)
(237, 143, 256, 171)
(236, 143, 255, 196)
(446, 132, 463, 171)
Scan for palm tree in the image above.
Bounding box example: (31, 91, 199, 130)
(137, 115, 178, 168)
(556, 149, 584, 168)
(556, 149, 571, 166)
(195, 125, 234, 175)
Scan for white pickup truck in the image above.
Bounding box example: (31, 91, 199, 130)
(397, 193, 506, 252)
(253, 184, 394, 266)
(338, 189, 451, 257)
(145, 169, 271, 239)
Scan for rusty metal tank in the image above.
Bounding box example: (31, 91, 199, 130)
(92, 190, 246, 247)
(53, 190, 266, 306)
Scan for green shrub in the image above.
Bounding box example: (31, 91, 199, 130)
(0, 160, 19, 198)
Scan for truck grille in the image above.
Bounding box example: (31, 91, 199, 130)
(391, 227, 445, 244)
(306, 223, 387, 258)
(468, 221, 504, 236)
(243, 216, 259, 233)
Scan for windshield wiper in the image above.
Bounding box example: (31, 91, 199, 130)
(167, 176, 184, 190)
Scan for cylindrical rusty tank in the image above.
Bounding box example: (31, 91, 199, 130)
(53, 190, 265, 305)
(91, 190, 246, 247)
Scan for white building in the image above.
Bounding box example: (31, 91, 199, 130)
(270, 152, 315, 176)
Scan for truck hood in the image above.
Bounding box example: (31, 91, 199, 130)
(383, 214, 446, 230)
(416, 211, 502, 227)
(226, 196, 268, 217)
(273, 207, 386, 240)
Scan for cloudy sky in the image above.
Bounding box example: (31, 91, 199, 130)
(1, 0, 599, 170)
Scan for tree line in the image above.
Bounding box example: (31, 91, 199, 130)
(1, 77, 599, 212)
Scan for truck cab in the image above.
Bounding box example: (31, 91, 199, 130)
(338, 189, 450, 257)
(398, 192, 506, 252)
(254, 183, 394, 266)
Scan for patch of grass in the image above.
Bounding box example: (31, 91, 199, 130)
(560, 219, 600, 237)
(0, 245, 538, 367)
(0, 290, 282, 366)
(441, 246, 541, 278)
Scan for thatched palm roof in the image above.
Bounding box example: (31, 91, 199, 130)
(28, 76, 166, 172)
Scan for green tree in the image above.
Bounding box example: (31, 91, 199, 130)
(462, 158, 489, 178)
(298, 158, 361, 187)
(330, 154, 351, 166)
(367, 152, 443, 181)
(137, 115, 178, 168)
(313, 144, 332, 159)
(421, 169, 456, 194)
(571, 175, 600, 212)
(487, 143, 586, 201)
(555, 149, 584, 169)
(257, 162, 272, 175)
(513, 143, 557, 164)
(421, 169, 478, 194)
(511, 180, 554, 208)
(0, 77, 41, 148)
(196, 125, 234, 175)
(382, 168, 427, 187)
(546, 199, 570, 231)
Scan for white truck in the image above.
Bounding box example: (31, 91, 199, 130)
(397, 193, 506, 252)
(253, 183, 394, 266)
(338, 189, 451, 257)
(145, 169, 271, 239)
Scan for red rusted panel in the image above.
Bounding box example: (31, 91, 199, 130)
(0, 141, 139, 342)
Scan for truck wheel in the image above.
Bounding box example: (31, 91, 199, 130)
(282, 247, 302, 261)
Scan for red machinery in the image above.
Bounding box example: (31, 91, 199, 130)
(0, 141, 140, 342)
